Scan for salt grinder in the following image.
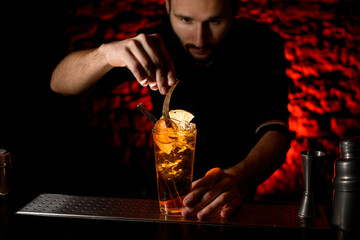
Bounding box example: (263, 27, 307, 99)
(332, 136, 360, 231)
(297, 150, 325, 218)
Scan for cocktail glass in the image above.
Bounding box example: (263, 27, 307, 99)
(152, 119, 196, 215)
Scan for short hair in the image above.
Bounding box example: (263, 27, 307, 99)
(167, 0, 239, 16)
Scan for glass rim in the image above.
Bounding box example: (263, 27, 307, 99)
(152, 128, 197, 134)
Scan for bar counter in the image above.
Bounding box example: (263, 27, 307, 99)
(2, 193, 354, 240)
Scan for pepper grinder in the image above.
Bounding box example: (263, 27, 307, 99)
(332, 136, 360, 231)
(297, 150, 325, 218)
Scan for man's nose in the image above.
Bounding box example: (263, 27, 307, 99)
(194, 23, 210, 47)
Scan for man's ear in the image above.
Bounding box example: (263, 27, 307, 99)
(165, 0, 170, 14)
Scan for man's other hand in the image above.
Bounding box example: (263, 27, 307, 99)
(181, 167, 242, 220)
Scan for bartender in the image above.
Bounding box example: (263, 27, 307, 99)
(51, 0, 290, 220)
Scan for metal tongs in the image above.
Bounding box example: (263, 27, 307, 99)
(162, 81, 179, 120)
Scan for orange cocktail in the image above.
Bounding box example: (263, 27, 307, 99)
(152, 110, 196, 215)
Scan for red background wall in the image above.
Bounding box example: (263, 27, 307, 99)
(63, 0, 360, 199)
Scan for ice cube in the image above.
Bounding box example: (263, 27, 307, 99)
(154, 118, 178, 133)
(153, 118, 178, 154)
(178, 121, 196, 132)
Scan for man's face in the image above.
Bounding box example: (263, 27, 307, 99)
(167, 0, 233, 65)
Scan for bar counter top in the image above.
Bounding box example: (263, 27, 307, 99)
(3, 193, 354, 240)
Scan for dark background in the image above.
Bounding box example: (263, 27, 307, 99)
(1, 1, 77, 204)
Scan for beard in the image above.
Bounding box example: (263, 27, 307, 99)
(184, 43, 217, 66)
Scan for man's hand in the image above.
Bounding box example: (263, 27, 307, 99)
(181, 168, 242, 220)
(103, 33, 176, 95)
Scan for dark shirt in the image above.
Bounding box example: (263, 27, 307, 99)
(140, 18, 289, 178)
(76, 17, 289, 197)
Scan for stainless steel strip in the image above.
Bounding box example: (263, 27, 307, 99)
(16, 193, 329, 229)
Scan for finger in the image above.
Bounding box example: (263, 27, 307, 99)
(151, 40, 168, 94)
(191, 178, 201, 188)
(150, 33, 177, 86)
(131, 34, 163, 90)
(138, 34, 168, 94)
(155, 65, 167, 94)
(183, 168, 224, 207)
(149, 82, 159, 91)
(122, 48, 148, 85)
(220, 197, 242, 219)
(125, 38, 156, 87)
(198, 177, 233, 208)
(197, 191, 237, 220)
(182, 177, 233, 217)
(138, 79, 149, 87)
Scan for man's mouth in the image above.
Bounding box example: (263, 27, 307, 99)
(189, 47, 212, 55)
(184, 44, 216, 65)
(185, 44, 214, 56)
